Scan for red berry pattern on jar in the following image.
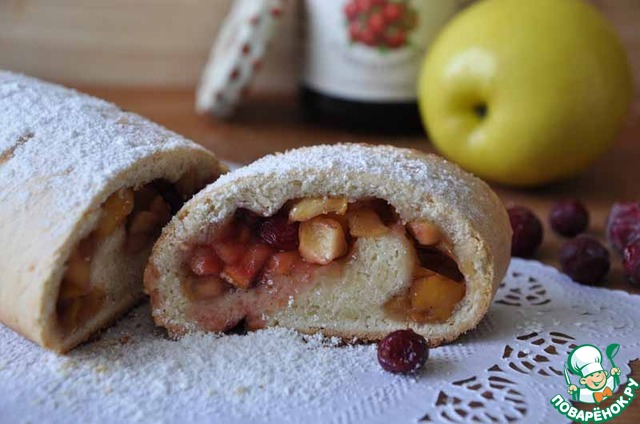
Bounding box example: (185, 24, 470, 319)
(344, 0, 418, 49)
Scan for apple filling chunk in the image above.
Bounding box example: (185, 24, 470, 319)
(289, 197, 348, 222)
(407, 220, 441, 246)
(385, 245, 465, 324)
(299, 217, 348, 265)
(347, 208, 388, 237)
(410, 274, 465, 321)
(182, 196, 467, 332)
(56, 173, 206, 334)
(221, 243, 274, 289)
(385, 271, 465, 324)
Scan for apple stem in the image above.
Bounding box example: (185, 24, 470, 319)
(473, 103, 488, 119)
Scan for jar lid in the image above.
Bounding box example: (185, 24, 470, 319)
(196, 0, 285, 118)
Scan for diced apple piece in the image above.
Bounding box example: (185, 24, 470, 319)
(77, 288, 107, 323)
(244, 242, 274, 269)
(263, 251, 300, 276)
(213, 240, 246, 265)
(408, 220, 441, 246)
(127, 196, 172, 252)
(57, 288, 106, 331)
(58, 281, 89, 302)
(189, 246, 224, 276)
(413, 266, 436, 279)
(409, 274, 465, 323)
(383, 293, 412, 319)
(95, 188, 135, 238)
(185, 276, 229, 301)
(298, 217, 348, 265)
(289, 197, 348, 222)
(325, 213, 349, 234)
(347, 208, 388, 237)
(62, 251, 91, 296)
(222, 243, 273, 289)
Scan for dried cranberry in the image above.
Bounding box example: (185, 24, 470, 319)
(559, 235, 610, 285)
(606, 202, 640, 253)
(549, 199, 589, 237)
(623, 237, 640, 287)
(377, 329, 429, 374)
(259, 215, 299, 251)
(508, 206, 543, 257)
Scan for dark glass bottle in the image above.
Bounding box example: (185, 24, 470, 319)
(300, 0, 460, 135)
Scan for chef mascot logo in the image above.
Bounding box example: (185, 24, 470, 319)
(566, 344, 620, 404)
(549, 343, 639, 422)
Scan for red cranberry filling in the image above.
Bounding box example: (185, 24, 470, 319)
(182, 198, 467, 332)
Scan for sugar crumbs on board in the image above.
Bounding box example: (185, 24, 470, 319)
(1, 304, 418, 423)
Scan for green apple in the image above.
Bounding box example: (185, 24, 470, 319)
(418, 0, 632, 187)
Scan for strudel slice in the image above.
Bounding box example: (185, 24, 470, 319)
(0, 72, 226, 352)
(146, 144, 511, 346)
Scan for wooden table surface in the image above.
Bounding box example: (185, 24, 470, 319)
(81, 86, 640, 422)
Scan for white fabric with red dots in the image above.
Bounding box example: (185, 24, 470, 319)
(196, 0, 285, 118)
(1, 259, 638, 423)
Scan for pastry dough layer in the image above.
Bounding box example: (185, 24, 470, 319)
(147, 144, 511, 346)
(0, 71, 226, 352)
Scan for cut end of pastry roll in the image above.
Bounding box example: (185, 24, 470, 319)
(0, 71, 227, 352)
(146, 144, 511, 346)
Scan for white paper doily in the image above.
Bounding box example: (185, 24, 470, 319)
(1, 259, 639, 423)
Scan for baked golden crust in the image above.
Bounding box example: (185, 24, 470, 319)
(0, 71, 227, 352)
(146, 143, 512, 346)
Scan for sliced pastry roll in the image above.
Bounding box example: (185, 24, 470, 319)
(146, 144, 511, 346)
(0, 72, 227, 352)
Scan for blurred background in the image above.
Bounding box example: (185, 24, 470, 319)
(0, 0, 301, 92)
(0, 0, 638, 92)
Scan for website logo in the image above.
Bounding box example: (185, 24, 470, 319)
(550, 343, 638, 422)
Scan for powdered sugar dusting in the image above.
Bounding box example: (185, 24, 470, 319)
(215, 144, 477, 205)
(0, 71, 210, 220)
(187, 143, 506, 249)
(0, 71, 220, 347)
(2, 260, 640, 423)
(0, 305, 398, 423)
(0, 71, 215, 249)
